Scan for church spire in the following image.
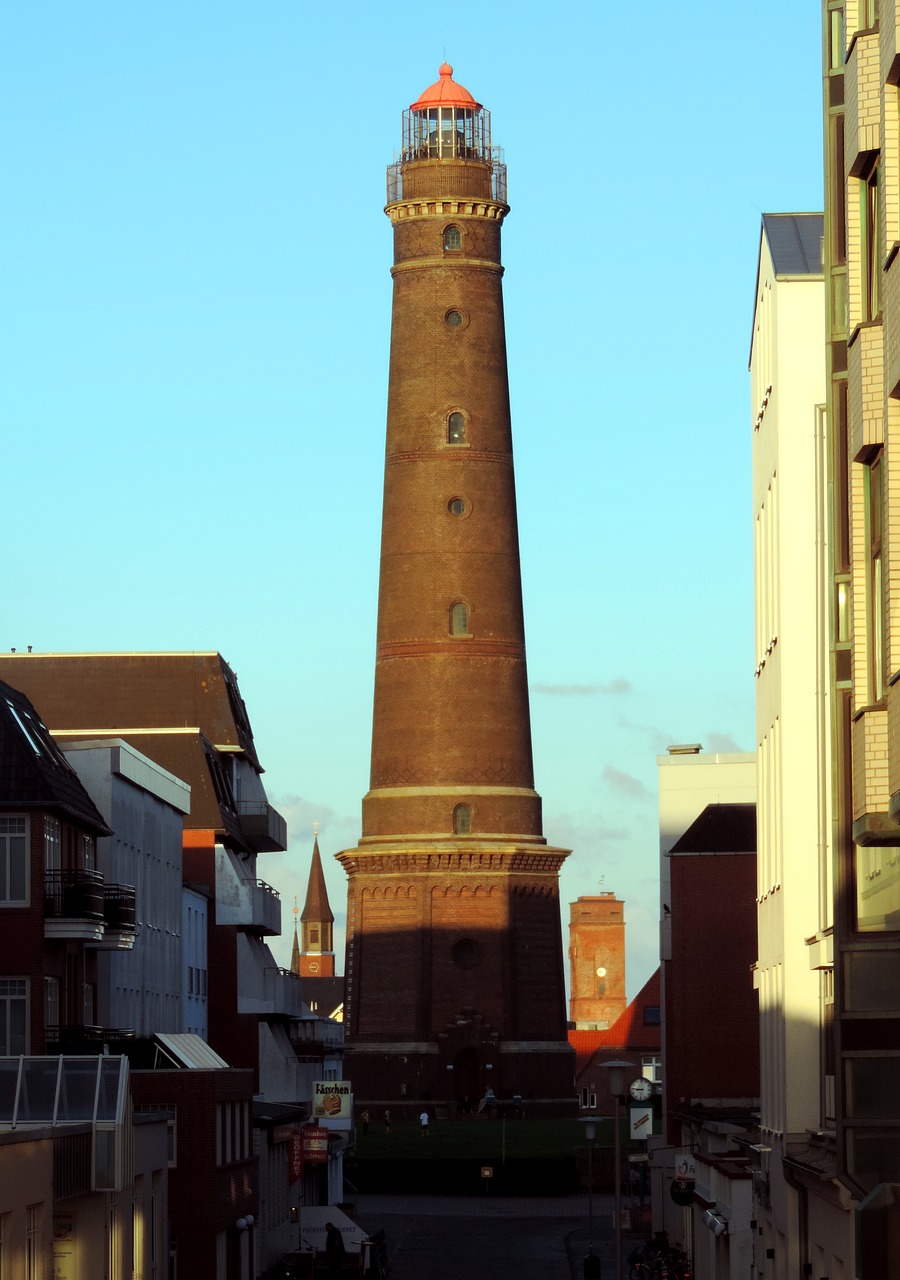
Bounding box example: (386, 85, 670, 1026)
(290, 896, 301, 976)
(298, 831, 335, 977)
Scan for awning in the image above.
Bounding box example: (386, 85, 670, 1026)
(296, 1206, 369, 1255)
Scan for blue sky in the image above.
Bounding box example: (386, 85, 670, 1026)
(2, 3, 824, 996)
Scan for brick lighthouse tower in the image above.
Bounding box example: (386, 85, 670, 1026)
(338, 65, 573, 1105)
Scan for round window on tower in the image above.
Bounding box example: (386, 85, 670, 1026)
(447, 496, 470, 518)
(444, 308, 468, 329)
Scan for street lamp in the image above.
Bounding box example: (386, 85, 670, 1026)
(603, 1059, 634, 1280)
(579, 1116, 602, 1279)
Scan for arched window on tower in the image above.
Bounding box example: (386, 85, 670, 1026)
(454, 804, 472, 834)
(443, 225, 462, 251)
(448, 412, 466, 444)
(450, 602, 469, 636)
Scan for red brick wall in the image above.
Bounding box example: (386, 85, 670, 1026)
(664, 853, 759, 1139)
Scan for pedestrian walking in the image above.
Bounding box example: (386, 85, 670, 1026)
(419, 1109, 430, 1138)
(384, 1108, 391, 1134)
(324, 1222, 345, 1276)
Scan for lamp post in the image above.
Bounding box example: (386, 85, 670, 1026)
(603, 1059, 634, 1280)
(579, 1116, 602, 1279)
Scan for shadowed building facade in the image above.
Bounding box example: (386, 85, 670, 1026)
(337, 66, 573, 1105)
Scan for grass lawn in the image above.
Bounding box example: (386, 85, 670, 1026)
(353, 1116, 615, 1162)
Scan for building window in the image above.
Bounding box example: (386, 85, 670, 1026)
(443, 225, 462, 251)
(453, 804, 472, 835)
(25, 1204, 40, 1280)
(0, 817, 28, 905)
(860, 157, 880, 320)
(445, 309, 464, 328)
(43, 817, 61, 875)
(859, 0, 879, 31)
(450, 602, 469, 636)
(641, 1056, 662, 1084)
(451, 937, 481, 968)
(643, 1005, 661, 1025)
(865, 450, 885, 701)
(6, 701, 44, 757)
(44, 977, 59, 1032)
(0, 977, 30, 1054)
(448, 497, 467, 517)
(448, 412, 466, 444)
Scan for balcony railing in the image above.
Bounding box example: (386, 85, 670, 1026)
(237, 800, 287, 853)
(103, 884, 136, 932)
(216, 874, 281, 935)
(45, 1025, 136, 1055)
(238, 966, 305, 1020)
(93, 883, 137, 950)
(45, 869, 105, 921)
(44, 870, 107, 942)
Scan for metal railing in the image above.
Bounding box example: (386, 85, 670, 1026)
(44, 869, 105, 920)
(103, 883, 136, 931)
(386, 148, 507, 205)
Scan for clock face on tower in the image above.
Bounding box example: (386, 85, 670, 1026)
(308, 961, 319, 974)
(629, 1077, 652, 1102)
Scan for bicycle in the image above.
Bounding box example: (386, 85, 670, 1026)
(366, 1228, 390, 1279)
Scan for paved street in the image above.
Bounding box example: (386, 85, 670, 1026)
(355, 1192, 640, 1280)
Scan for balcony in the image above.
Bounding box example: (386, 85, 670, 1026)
(96, 883, 137, 951)
(44, 870, 105, 943)
(215, 861, 282, 936)
(237, 964, 305, 1020)
(45, 1025, 136, 1055)
(237, 800, 287, 853)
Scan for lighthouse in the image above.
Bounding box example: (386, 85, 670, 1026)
(337, 65, 573, 1105)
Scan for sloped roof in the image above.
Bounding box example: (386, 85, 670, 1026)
(761, 213, 824, 277)
(154, 1033, 230, 1069)
(0, 679, 111, 834)
(411, 63, 481, 111)
(669, 803, 756, 855)
(0, 652, 261, 769)
(301, 836, 334, 924)
(569, 968, 661, 1077)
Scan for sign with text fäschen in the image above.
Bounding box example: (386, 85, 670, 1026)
(312, 1081, 353, 1129)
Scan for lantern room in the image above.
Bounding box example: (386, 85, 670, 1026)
(402, 62, 492, 163)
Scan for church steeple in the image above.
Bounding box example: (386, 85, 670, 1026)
(290, 896, 301, 976)
(298, 833, 335, 977)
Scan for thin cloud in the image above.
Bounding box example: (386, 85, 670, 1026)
(547, 813, 630, 851)
(705, 732, 745, 753)
(615, 716, 673, 752)
(602, 765, 651, 800)
(265, 793, 338, 848)
(533, 678, 631, 697)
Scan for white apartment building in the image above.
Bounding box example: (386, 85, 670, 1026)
(750, 213, 856, 1279)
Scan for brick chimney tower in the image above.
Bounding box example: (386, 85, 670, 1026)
(337, 65, 573, 1105)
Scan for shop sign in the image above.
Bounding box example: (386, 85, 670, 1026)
(302, 1123, 328, 1165)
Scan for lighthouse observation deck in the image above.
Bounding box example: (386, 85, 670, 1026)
(386, 63, 507, 205)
